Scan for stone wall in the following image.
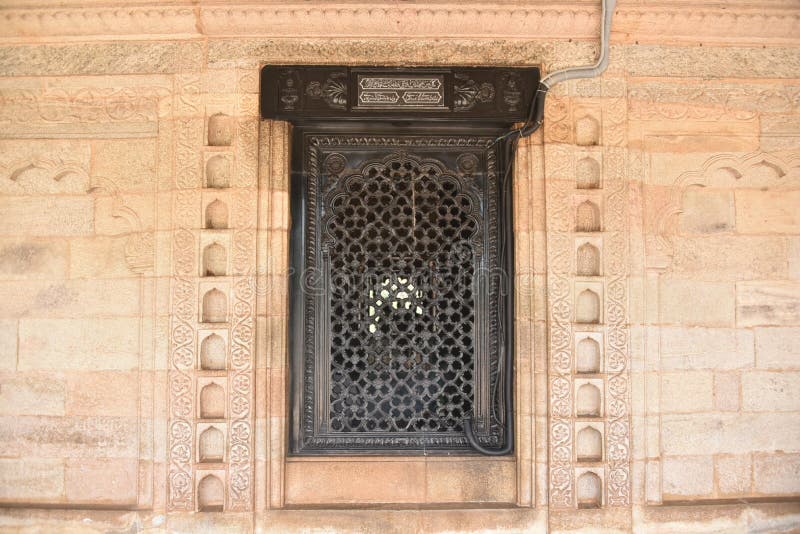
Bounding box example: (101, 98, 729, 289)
(0, 1, 798, 532)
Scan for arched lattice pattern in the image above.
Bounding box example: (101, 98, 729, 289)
(205, 199, 228, 229)
(203, 243, 227, 277)
(321, 152, 481, 433)
(576, 201, 601, 232)
(577, 242, 600, 276)
(576, 157, 600, 189)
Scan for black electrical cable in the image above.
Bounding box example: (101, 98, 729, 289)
(463, 83, 548, 455)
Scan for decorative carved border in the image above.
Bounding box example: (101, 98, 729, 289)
(1, 3, 798, 44)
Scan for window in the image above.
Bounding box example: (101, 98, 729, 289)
(264, 66, 534, 455)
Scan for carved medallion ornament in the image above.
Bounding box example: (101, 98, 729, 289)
(261, 66, 539, 121)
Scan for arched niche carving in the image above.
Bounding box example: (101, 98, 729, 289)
(207, 113, 234, 147)
(577, 242, 600, 276)
(577, 471, 602, 508)
(200, 333, 226, 370)
(203, 243, 227, 277)
(576, 337, 601, 374)
(576, 289, 600, 324)
(576, 200, 601, 233)
(576, 426, 603, 462)
(199, 426, 224, 463)
(577, 383, 602, 417)
(576, 157, 600, 189)
(206, 156, 231, 189)
(199, 382, 225, 419)
(205, 199, 229, 229)
(197, 474, 224, 511)
(202, 288, 227, 323)
(575, 115, 600, 146)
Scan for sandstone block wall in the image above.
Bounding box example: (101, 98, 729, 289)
(0, 1, 798, 532)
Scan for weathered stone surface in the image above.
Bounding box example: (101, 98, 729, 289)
(0, 279, 140, 318)
(18, 318, 140, 370)
(678, 190, 735, 234)
(0, 196, 93, 237)
(0, 415, 138, 458)
(716, 454, 751, 496)
(662, 456, 713, 498)
(0, 41, 203, 76)
(625, 45, 800, 79)
(659, 279, 736, 327)
(713, 372, 741, 412)
(660, 371, 713, 413)
(0, 458, 64, 502)
(735, 190, 800, 234)
(65, 371, 139, 417)
(425, 460, 516, 503)
(659, 327, 754, 370)
(91, 138, 157, 193)
(742, 372, 800, 412)
(64, 458, 138, 505)
(661, 413, 800, 456)
(0, 319, 16, 370)
(0, 140, 91, 195)
(0, 238, 69, 280)
(669, 236, 788, 280)
(737, 281, 800, 327)
(753, 454, 800, 495)
(0, 371, 65, 416)
(755, 327, 800, 369)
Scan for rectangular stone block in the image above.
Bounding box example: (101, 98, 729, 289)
(18, 317, 140, 370)
(0, 458, 64, 502)
(660, 327, 753, 370)
(0, 278, 141, 318)
(678, 190, 734, 234)
(661, 413, 800, 456)
(425, 459, 516, 504)
(0, 196, 93, 236)
(660, 371, 713, 413)
(0, 415, 138, 458)
(755, 327, 800, 369)
(284, 460, 426, 504)
(0, 319, 16, 369)
(0, 238, 69, 280)
(69, 236, 133, 278)
(669, 236, 788, 280)
(659, 279, 735, 327)
(742, 372, 800, 412)
(65, 371, 139, 417)
(91, 139, 157, 193)
(713, 372, 741, 412)
(790, 237, 800, 280)
(0, 371, 65, 416)
(715, 454, 752, 496)
(64, 458, 138, 505)
(737, 281, 800, 327)
(753, 453, 800, 495)
(735, 190, 800, 234)
(661, 455, 713, 498)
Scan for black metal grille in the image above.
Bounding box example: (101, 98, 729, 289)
(323, 153, 479, 434)
(289, 131, 511, 454)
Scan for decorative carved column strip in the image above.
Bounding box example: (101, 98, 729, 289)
(167, 70, 204, 509)
(545, 131, 576, 506)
